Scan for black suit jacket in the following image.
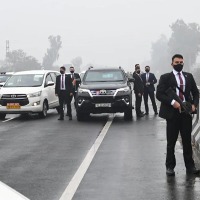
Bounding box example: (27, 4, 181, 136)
(156, 71, 199, 119)
(55, 74, 73, 95)
(133, 72, 144, 94)
(70, 73, 81, 92)
(141, 72, 157, 92)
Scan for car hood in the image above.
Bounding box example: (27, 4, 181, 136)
(80, 82, 127, 90)
(0, 87, 42, 94)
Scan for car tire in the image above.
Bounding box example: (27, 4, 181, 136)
(77, 111, 89, 121)
(0, 113, 6, 120)
(124, 107, 133, 120)
(39, 101, 48, 118)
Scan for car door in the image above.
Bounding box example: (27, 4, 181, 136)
(50, 72, 59, 106)
(44, 73, 55, 108)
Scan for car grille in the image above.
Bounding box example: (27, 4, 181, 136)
(92, 96, 114, 103)
(0, 94, 29, 106)
(90, 89, 116, 96)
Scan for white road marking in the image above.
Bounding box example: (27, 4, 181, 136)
(0, 181, 30, 200)
(2, 117, 17, 123)
(59, 114, 114, 200)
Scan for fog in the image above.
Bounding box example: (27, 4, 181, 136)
(1, 0, 200, 71)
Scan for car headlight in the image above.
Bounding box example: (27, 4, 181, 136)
(115, 86, 130, 96)
(78, 88, 92, 97)
(27, 91, 42, 98)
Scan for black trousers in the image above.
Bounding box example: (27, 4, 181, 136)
(143, 90, 157, 114)
(135, 93, 143, 115)
(69, 91, 77, 108)
(166, 111, 194, 169)
(58, 90, 72, 118)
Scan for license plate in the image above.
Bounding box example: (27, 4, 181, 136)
(6, 103, 21, 109)
(95, 103, 111, 108)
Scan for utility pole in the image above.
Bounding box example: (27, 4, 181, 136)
(6, 40, 9, 58)
(5, 40, 10, 70)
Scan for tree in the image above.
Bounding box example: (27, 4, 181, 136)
(168, 19, 200, 71)
(151, 35, 170, 75)
(6, 50, 41, 72)
(71, 56, 82, 73)
(42, 35, 62, 69)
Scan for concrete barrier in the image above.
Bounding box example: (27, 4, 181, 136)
(192, 87, 200, 152)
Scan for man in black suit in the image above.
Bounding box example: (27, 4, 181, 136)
(141, 66, 158, 115)
(69, 66, 81, 109)
(55, 66, 73, 120)
(133, 64, 145, 117)
(156, 54, 199, 176)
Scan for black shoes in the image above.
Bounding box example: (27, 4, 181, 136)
(69, 116, 72, 120)
(145, 113, 149, 115)
(58, 118, 64, 120)
(166, 168, 175, 176)
(186, 167, 200, 174)
(155, 112, 158, 115)
(137, 113, 145, 117)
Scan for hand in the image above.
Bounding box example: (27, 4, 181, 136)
(173, 101, 181, 112)
(192, 104, 196, 112)
(55, 93, 58, 96)
(138, 93, 141, 97)
(146, 82, 150, 86)
(72, 79, 76, 86)
(70, 93, 73, 96)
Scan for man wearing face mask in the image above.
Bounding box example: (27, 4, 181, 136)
(156, 54, 199, 176)
(133, 64, 145, 117)
(69, 66, 81, 109)
(141, 66, 158, 115)
(55, 66, 73, 120)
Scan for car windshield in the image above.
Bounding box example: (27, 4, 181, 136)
(0, 75, 12, 83)
(4, 74, 44, 87)
(84, 70, 124, 82)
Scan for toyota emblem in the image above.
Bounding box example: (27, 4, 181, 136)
(99, 90, 107, 95)
(11, 94, 17, 98)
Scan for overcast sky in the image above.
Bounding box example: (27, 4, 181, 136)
(0, 0, 200, 70)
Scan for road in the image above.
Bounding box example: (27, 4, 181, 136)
(0, 107, 200, 200)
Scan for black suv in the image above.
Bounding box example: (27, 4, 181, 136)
(76, 67, 134, 121)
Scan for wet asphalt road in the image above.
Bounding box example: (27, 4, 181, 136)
(0, 107, 200, 200)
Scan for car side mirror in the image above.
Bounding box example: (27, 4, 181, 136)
(47, 81, 54, 86)
(128, 78, 135, 82)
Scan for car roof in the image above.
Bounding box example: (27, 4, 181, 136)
(87, 67, 124, 71)
(13, 70, 59, 75)
(0, 72, 15, 75)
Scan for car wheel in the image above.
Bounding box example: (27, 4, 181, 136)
(77, 111, 89, 121)
(0, 113, 6, 120)
(39, 101, 48, 118)
(124, 107, 133, 120)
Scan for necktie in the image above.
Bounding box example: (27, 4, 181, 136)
(178, 73, 184, 101)
(71, 73, 74, 81)
(62, 75, 64, 89)
(146, 73, 149, 82)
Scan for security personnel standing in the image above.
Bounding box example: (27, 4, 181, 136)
(141, 66, 158, 115)
(156, 54, 200, 176)
(69, 66, 81, 108)
(55, 66, 73, 120)
(133, 64, 145, 117)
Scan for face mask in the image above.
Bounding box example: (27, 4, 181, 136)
(136, 70, 140, 74)
(173, 64, 183, 72)
(70, 70, 74, 73)
(145, 69, 150, 73)
(60, 71, 64, 74)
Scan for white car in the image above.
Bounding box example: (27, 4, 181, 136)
(0, 70, 60, 119)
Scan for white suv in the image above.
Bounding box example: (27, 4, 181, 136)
(0, 70, 60, 119)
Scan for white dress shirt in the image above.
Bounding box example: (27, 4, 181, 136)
(171, 69, 186, 105)
(60, 74, 66, 90)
